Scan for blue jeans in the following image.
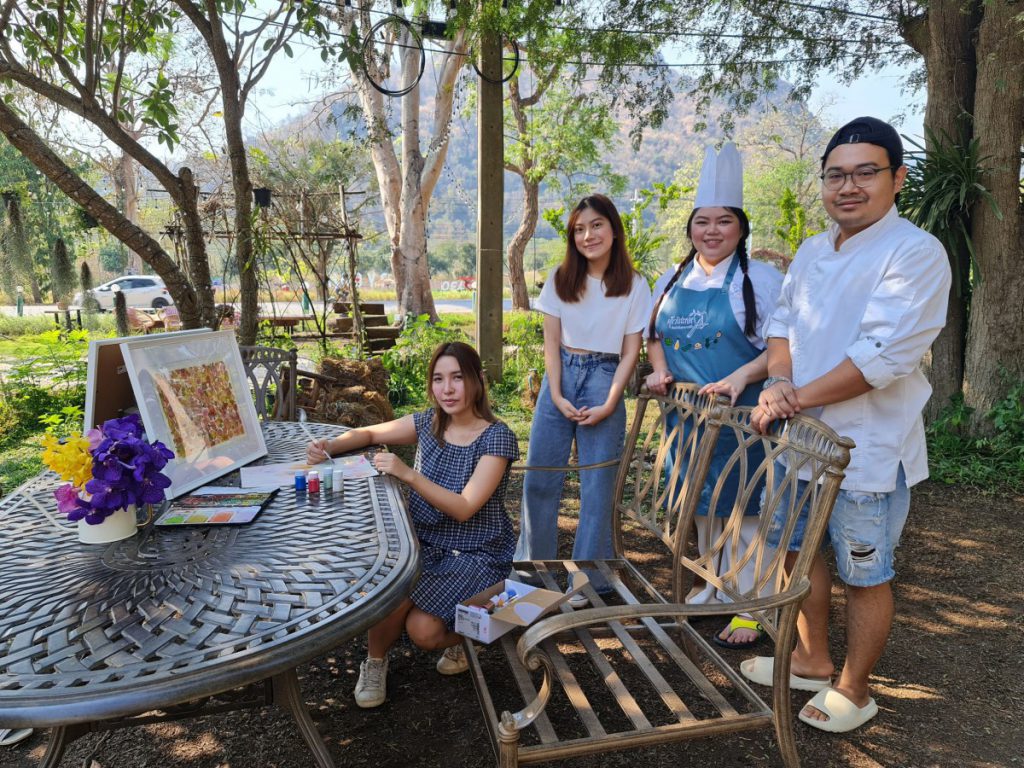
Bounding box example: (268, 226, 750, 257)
(516, 350, 626, 590)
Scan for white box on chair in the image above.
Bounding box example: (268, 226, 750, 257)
(455, 573, 589, 644)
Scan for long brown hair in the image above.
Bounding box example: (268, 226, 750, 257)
(554, 194, 635, 302)
(426, 341, 496, 445)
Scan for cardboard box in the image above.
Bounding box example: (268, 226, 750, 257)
(455, 573, 589, 644)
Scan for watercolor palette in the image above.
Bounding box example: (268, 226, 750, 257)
(155, 486, 278, 527)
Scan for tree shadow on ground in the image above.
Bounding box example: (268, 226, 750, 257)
(1, 481, 1019, 768)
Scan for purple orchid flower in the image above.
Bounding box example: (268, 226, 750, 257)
(54, 483, 82, 514)
(62, 415, 176, 522)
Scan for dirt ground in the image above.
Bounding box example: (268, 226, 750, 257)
(3, 479, 1021, 768)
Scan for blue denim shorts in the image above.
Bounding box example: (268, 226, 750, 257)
(765, 464, 911, 587)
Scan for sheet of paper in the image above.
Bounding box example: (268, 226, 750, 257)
(240, 460, 320, 488)
(240, 456, 378, 487)
(330, 454, 378, 479)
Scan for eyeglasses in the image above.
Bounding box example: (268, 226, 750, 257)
(820, 166, 895, 191)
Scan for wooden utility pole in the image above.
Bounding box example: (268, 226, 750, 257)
(338, 184, 365, 356)
(476, 16, 504, 380)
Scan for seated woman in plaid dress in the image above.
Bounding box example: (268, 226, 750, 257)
(307, 341, 519, 708)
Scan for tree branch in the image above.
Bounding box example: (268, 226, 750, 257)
(0, 99, 193, 297)
(0, 62, 186, 201)
(519, 62, 558, 108)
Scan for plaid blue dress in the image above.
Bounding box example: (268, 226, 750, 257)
(409, 409, 519, 628)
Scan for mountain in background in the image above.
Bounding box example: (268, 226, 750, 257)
(302, 71, 822, 248)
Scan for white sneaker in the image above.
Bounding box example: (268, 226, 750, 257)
(0, 728, 33, 746)
(354, 656, 388, 708)
(436, 644, 469, 675)
(567, 592, 589, 609)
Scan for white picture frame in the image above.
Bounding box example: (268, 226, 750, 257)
(120, 329, 267, 499)
(84, 329, 209, 432)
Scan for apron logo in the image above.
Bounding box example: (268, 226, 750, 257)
(665, 309, 709, 338)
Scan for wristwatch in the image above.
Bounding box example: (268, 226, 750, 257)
(762, 376, 792, 389)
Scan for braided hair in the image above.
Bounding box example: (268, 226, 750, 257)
(646, 206, 759, 340)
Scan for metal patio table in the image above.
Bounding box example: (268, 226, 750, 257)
(0, 422, 418, 767)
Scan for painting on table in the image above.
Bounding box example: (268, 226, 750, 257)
(121, 330, 266, 498)
(83, 329, 207, 432)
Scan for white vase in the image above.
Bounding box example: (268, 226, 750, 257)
(77, 504, 138, 544)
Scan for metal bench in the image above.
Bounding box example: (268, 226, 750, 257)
(464, 383, 853, 768)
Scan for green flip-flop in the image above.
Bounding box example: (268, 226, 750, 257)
(713, 615, 765, 650)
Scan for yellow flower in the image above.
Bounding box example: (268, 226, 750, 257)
(41, 432, 93, 488)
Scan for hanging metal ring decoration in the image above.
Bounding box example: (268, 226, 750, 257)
(361, 15, 426, 97)
(471, 36, 520, 84)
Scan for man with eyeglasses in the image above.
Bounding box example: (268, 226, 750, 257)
(741, 117, 951, 733)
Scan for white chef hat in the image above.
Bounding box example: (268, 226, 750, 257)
(693, 142, 743, 209)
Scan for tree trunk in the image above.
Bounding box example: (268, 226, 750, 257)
(962, 1, 1024, 432)
(202, 5, 259, 346)
(397, 150, 437, 320)
(117, 149, 143, 274)
(175, 167, 216, 328)
(913, 0, 981, 421)
(393, 31, 437, 322)
(28, 275, 42, 304)
(506, 178, 537, 311)
(342, 12, 464, 325)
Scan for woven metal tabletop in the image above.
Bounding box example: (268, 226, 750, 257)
(0, 422, 418, 728)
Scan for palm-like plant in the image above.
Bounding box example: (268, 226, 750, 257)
(898, 130, 1002, 301)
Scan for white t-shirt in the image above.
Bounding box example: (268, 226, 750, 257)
(765, 205, 951, 492)
(536, 269, 652, 355)
(651, 254, 784, 350)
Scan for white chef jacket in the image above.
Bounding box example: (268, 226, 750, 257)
(765, 205, 951, 492)
(651, 254, 784, 350)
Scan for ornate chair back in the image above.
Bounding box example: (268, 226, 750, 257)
(238, 346, 298, 421)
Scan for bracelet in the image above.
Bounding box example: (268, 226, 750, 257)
(762, 375, 792, 389)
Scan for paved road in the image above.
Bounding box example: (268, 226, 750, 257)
(1, 298, 523, 318)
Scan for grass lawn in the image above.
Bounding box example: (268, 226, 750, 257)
(0, 442, 43, 494)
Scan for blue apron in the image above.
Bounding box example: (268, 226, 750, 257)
(655, 256, 765, 517)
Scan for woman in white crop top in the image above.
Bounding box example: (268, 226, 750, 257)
(514, 194, 652, 598)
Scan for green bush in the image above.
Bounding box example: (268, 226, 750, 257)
(493, 311, 544, 403)
(382, 314, 470, 406)
(0, 328, 89, 447)
(0, 382, 85, 448)
(927, 377, 1024, 493)
(255, 319, 297, 350)
(0, 314, 115, 336)
(0, 315, 69, 336)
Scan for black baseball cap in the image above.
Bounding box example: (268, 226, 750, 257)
(821, 116, 903, 169)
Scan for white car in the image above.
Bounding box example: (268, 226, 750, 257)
(73, 275, 174, 310)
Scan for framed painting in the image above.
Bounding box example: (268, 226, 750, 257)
(84, 329, 208, 432)
(120, 329, 267, 498)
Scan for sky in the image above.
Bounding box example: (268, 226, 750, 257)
(814, 66, 925, 139)
(243, 42, 928, 152)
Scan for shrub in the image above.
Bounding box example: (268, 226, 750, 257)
(927, 376, 1024, 493)
(382, 314, 470, 406)
(255, 319, 297, 350)
(0, 382, 85, 448)
(0, 328, 89, 447)
(493, 311, 544, 403)
(0, 315, 64, 336)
